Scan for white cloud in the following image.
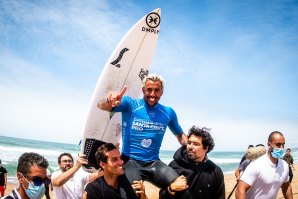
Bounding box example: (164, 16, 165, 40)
(0, 51, 88, 143)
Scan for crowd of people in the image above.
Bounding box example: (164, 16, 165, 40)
(1, 73, 295, 199)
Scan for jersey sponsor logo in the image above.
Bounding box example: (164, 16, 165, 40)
(149, 111, 155, 117)
(141, 138, 152, 148)
(132, 118, 166, 131)
(110, 48, 129, 68)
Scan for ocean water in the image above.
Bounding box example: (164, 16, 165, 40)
(0, 135, 79, 182)
(1, 135, 297, 183)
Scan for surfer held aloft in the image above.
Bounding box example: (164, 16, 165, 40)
(98, 73, 187, 188)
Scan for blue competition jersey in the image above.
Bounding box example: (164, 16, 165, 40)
(113, 96, 183, 162)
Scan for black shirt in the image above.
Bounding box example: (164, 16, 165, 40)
(159, 146, 225, 199)
(0, 166, 7, 186)
(85, 175, 138, 199)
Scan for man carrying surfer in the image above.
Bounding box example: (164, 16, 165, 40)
(83, 143, 147, 199)
(98, 73, 187, 188)
(159, 125, 225, 199)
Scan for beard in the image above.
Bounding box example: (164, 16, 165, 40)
(187, 150, 197, 161)
(61, 165, 72, 172)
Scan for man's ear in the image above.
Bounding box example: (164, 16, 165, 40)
(142, 87, 146, 95)
(17, 172, 22, 181)
(100, 161, 106, 170)
(17, 172, 25, 186)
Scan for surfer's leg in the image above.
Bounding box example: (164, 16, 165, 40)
(123, 159, 142, 184)
(140, 160, 179, 189)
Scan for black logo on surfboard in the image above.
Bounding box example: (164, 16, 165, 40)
(110, 48, 129, 68)
(146, 12, 160, 28)
(139, 69, 149, 80)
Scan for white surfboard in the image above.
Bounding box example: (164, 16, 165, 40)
(81, 8, 161, 169)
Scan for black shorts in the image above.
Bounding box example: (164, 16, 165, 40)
(122, 155, 178, 189)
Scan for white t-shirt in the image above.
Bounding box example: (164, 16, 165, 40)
(52, 168, 89, 199)
(240, 154, 289, 199)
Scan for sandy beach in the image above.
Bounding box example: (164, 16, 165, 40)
(3, 164, 297, 199)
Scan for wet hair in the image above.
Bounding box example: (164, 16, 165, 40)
(142, 73, 165, 89)
(17, 152, 48, 174)
(287, 148, 291, 151)
(268, 131, 284, 142)
(248, 145, 254, 149)
(95, 143, 117, 165)
(255, 144, 265, 147)
(58, 153, 73, 164)
(188, 125, 215, 153)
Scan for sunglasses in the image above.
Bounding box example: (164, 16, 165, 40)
(22, 173, 48, 186)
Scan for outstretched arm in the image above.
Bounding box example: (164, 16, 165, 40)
(97, 86, 127, 111)
(52, 155, 88, 187)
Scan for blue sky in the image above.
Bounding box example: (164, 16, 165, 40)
(0, 0, 297, 151)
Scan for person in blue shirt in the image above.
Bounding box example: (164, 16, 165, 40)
(98, 73, 187, 189)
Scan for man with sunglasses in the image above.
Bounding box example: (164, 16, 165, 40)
(3, 152, 49, 199)
(51, 153, 101, 199)
(98, 73, 187, 189)
(236, 131, 293, 199)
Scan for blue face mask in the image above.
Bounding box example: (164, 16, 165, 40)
(271, 148, 285, 159)
(22, 179, 45, 199)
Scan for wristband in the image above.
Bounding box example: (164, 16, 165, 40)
(168, 185, 175, 192)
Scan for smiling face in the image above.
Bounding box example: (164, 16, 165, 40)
(142, 80, 163, 106)
(100, 149, 124, 177)
(187, 134, 208, 162)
